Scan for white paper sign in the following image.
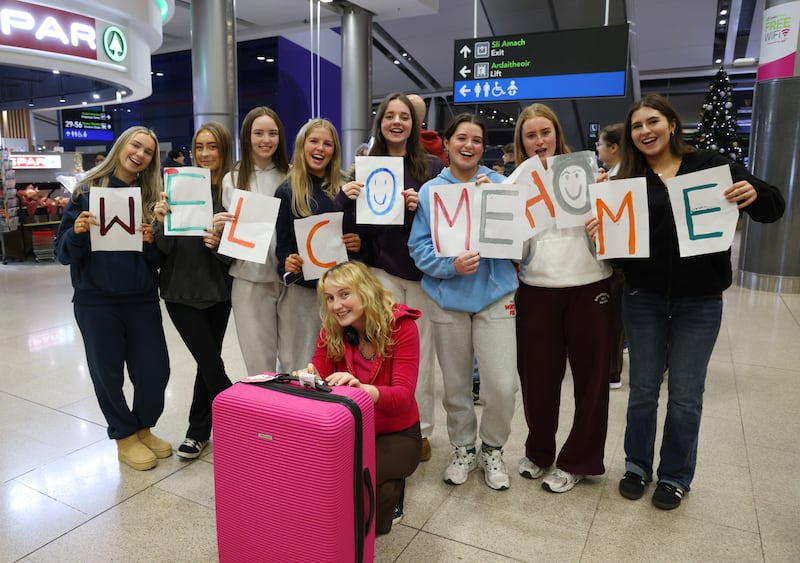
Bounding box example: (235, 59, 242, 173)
(163, 167, 213, 236)
(504, 155, 556, 238)
(551, 151, 598, 229)
(589, 177, 650, 259)
(354, 156, 405, 225)
(428, 183, 525, 259)
(218, 189, 280, 263)
(666, 164, 738, 257)
(89, 187, 142, 252)
(293, 212, 348, 281)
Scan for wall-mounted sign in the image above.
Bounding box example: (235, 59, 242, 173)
(453, 24, 628, 104)
(0, 0, 128, 64)
(61, 108, 115, 142)
(11, 154, 63, 169)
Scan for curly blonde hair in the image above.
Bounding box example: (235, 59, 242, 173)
(317, 261, 396, 361)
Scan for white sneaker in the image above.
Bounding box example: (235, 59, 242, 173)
(609, 381, 623, 390)
(518, 456, 546, 480)
(442, 446, 477, 485)
(542, 468, 583, 493)
(479, 447, 510, 490)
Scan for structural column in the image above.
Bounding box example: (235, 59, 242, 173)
(340, 5, 372, 165)
(190, 0, 238, 148)
(737, 0, 800, 292)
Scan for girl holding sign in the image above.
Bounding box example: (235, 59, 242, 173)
(513, 103, 613, 494)
(276, 118, 362, 372)
(337, 92, 444, 462)
(588, 94, 784, 509)
(217, 107, 290, 378)
(408, 113, 518, 491)
(154, 121, 234, 459)
(302, 261, 421, 534)
(55, 126, 171, 471)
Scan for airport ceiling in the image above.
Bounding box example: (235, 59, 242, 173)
(156, 0, 763, 130)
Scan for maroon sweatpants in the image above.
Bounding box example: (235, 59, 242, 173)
(515, 279, 612, 475)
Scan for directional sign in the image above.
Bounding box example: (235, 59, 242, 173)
(453, 25, 628, 104)
(61, 108, 115, 142)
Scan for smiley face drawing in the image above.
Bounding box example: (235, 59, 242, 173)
(551, 154, 594, 215)
(365, 167, 397, 216)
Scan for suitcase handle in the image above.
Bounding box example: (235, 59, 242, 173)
(363, 467, 375, 534)
(245, 372, 333, 392)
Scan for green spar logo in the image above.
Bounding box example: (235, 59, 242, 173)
(103, 26, 127, 62)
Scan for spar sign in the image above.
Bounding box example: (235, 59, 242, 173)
(0, 0, 128, 63)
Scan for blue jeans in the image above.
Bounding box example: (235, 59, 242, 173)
(622, 288, 722, 491)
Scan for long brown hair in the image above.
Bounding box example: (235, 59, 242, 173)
(317, 261, 396, 361)
(287, 119, 342, 217)
(616, 94, 695, 179)
(369, 92, 429, 184)
(234, 106, 289, 191)
(77, 126, 162, 223)
(514, 103, 570, 167)
(191, 121, 233, 202)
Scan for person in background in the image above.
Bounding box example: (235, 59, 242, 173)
(587, 94, 785, 510)
(501, 143, 516, 175)
(513, 103, 613, 494)
(344, 142, 370, 181)
(154, 122, 234, 459)
(276, 118, 362, 371)
(597, 122, 626, 390)
(94, 152, 106, 166)
(492, 161, 505, 175)
(409, 112, 518, 491)
(303, 261, 421, 534)
(54, 126, 171, 471)
(337, 92, 443, 463)
(163, 149, 185, 170)
(407, 94, 448, 165)
(215, 107, 291, 377)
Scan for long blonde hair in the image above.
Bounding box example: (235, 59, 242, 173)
(317, 261, 396, 361)
(76, 126, 162, 222)
(513, 103, 570, 167)
(287, 119, 342, 217)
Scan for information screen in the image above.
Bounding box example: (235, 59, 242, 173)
(61, 109, 115, 142)
(453, 24, 628, 104)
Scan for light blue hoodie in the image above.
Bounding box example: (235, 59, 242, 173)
(408, 165, 518, 312)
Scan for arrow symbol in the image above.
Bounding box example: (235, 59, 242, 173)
(460, 45, 471, 58)
(459, 65, 471, 78)
(459, 84, 470, 97)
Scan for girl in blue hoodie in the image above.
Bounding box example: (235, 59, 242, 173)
(55, 126, 171, 472)
(409, 113, 518, 491)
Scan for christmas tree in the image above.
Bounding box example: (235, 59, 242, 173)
(696, 66, 742, 161)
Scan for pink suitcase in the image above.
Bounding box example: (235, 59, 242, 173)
(212, 375, 376, 562)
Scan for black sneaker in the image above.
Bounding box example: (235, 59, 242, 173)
(392, 483, 405, 526)
(472, 381, 484, 405)
(652, 482, 684, 510)
(177, 438, 207, 459)
(619, 471, 646, 500)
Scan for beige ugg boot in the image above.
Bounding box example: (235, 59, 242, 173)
(116, 434, 157, 471)
(136, 428, 173, 458)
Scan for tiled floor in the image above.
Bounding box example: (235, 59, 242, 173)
(1, 250, 799, 562)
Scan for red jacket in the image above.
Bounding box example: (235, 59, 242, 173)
(421, 130, 448, 165)
(312, 304, 421, 435)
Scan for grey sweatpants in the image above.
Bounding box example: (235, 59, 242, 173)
(430, 292, 518, 449)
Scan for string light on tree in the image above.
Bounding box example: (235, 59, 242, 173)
(696, 66, 742, 161)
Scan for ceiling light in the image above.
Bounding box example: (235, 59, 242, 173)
(28, 99, 34, 107)
(82, 101, 87, 105)
(719, 19, 727, 25)
(720, 9, 728, 15)
(59, 96, 66, 103)
(393, 59, 400, 65)
(257, 56, 266, 61)
(155, 72, 164, 77)
(92, 93, 100, 100)
(733, 57, 757, 66)
(266, 58, 275, 63)
(715, 58, 723, 64)
(52, 69, 60, 74)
